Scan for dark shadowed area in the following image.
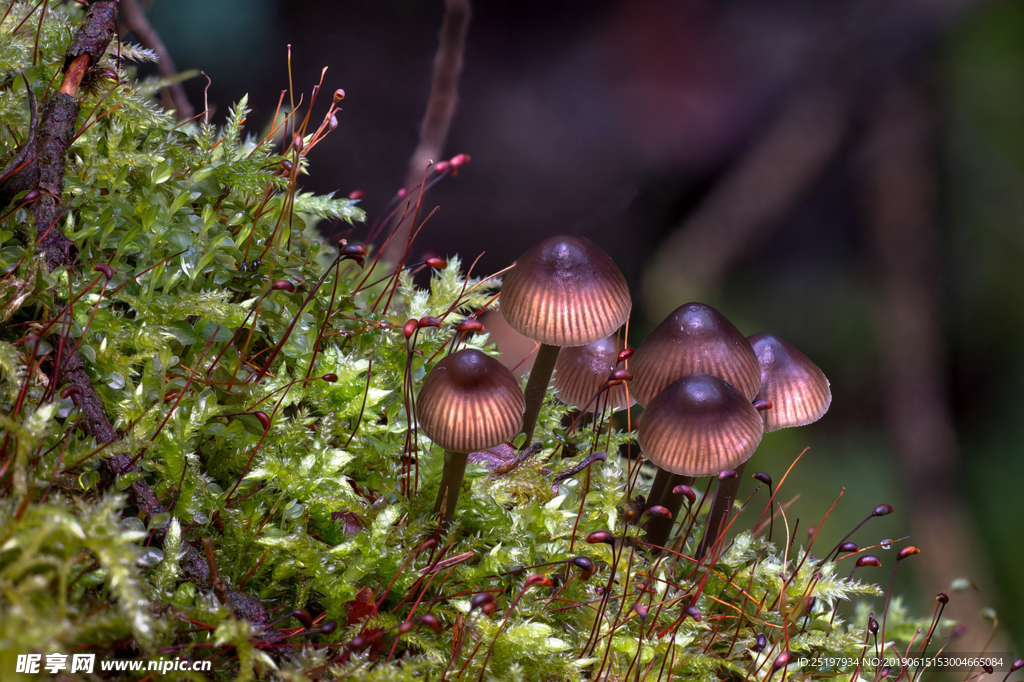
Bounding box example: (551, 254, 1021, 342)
(147, 0, 1024, 651)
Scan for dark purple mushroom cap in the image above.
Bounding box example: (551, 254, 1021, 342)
(553, 335, 635, 413)
(416, 349, 525, 453)
(499, 235, 631, 347)
(748, 333, 831, 432)
(637, 374, 763, 476)
(630, 302, 760, 405)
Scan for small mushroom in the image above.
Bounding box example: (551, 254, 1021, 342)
(630, 302, 760, 405)
(417, 349, 525, 527)
(639, 374, 763, 476)
(553, 335, 635, 414)
(637, 374, 763, 549)
(748, 333, 831, 432)
(500, 235, 631, 442)
(697, 333, 831, 559)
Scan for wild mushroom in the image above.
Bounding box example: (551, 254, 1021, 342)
(630, 302, 760, 406)
(696, 333, 831, 559)
(500, 235, 631, 443)
(748, 333, 832, 432)
(637, 374, 764, 549)
(630, 302, 760, 545)
(417, 348, 525, 527)
(553, 335, 635, 415)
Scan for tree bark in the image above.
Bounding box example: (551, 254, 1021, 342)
(15, 0, 270, 627)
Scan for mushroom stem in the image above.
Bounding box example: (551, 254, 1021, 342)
(695, 462, 747, 561)
(521, 343, 561, 443)
(645, 469, 694, 551)
(433, 450, 469, 527)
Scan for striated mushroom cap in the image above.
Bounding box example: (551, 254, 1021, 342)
(631, 302, 760, 405)
(638, 374, 763, 476)
(553, 335, 635, 413)
(749, 333, 831, 432)
(500, 235, 631, 347)
(417, 349, 525, 453)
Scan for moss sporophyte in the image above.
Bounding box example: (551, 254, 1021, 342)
(0, 2, 1002, 680)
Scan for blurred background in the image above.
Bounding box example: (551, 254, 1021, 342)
(140, 0, 1024, 653)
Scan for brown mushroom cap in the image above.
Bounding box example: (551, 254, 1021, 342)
(417, 349, 525, 453)
(638, 374, 763, 476)
(500, 235, 631, 347)
(749, 333, 831, 432)
(630, 302, 760, 405)
(553, 336, 635, 413)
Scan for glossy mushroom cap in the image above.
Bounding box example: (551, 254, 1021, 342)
(638, 374, 763, 476)
(630, 302, 760, 405)
(417, 349, 525, 453)
(749, 333, 831, 432)
(500, 235, 631, 347)
(553, 336, 635, 413)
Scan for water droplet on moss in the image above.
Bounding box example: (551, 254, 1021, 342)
(119, 517, 146, 533)
(137, 548, 164, 567)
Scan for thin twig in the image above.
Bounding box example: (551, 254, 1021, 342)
(204, 539, 231, 607)
(382, 0, 470, 262)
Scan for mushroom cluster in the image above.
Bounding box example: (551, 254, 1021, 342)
(414, 233, 829, 551)
(634, 304, 832, 555)
(415, 235, 632, 529)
